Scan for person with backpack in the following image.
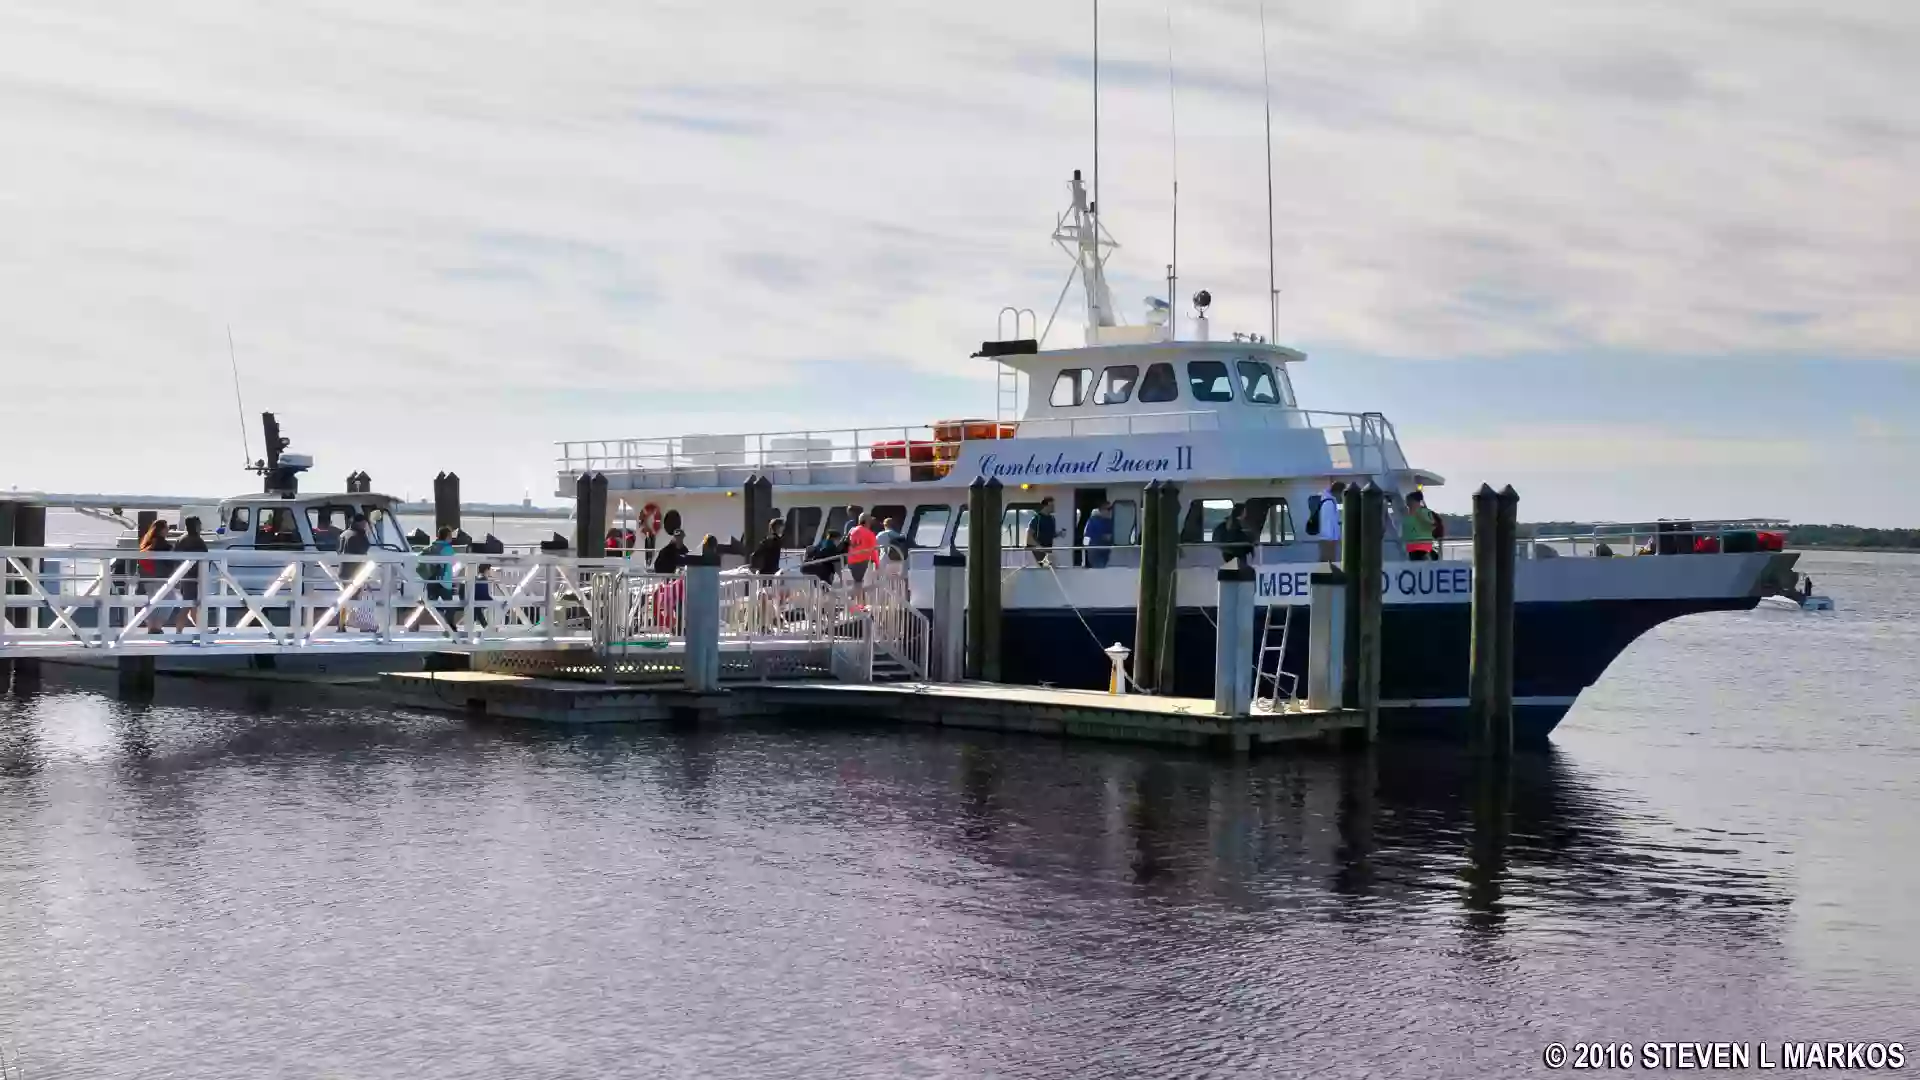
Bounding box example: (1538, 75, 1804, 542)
(805, 528, 843, 586)
(1304, 481, 1344, 561)
(1401, 489, 1444, 561)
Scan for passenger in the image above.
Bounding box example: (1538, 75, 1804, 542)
(338, 515, 372, 589)
(422, 526, 458, 610)
(1082, 501, 1114, 569)
(310, 510, 342, 553)
(1305, 481, 1344, 561)
(136, 518, 171, 632)
(1401, 490, 1442, 561)
(652, 529, 689, 574)
(750, 518, 785, 576)
(805, 528, 842, 585)
(171, 516, 208, 633)
(1026, 496, 1058, 566)
(847, 513, 880, 605)
(874, 516, 906, 581)
(1211, 503, 1255, 566)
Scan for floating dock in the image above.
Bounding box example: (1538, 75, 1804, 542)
(381, 671, 1365, 752)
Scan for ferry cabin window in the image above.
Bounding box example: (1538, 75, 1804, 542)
(823, 505, 863, 538)
(1094, 365, 1139, 405)
(1001, 503, 1040, 547)
(869, 504, 908, 535)
(257, 507, 301, 550)
(226, 507, 251, 535)
(784, 507, 822, 548)
(909, 505, 950, 548)
(1258, 498, 1294, 544)
(1187, 360, 1235, 402)
(1138, 363, 1179, 403)
(1110, 499, 1140, 545)
(1050, 368, 1093, 407)
(950, 506, 968, 551)
(1236, 360, 1281, 404)
(1181, 499, 1237, 543)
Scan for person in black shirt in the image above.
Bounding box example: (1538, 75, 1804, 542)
(1211, 503, 1255, 566)
(804, 529, 842, 584)
(1026, 497, 1058, 565)
(171, 516, 208, 632)
(652, 529, 689, 574)
(750, 518, 785, 576)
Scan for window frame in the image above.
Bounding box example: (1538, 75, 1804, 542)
(1093, 364, 1140, 406)
(1236, 359, 1282, 404)
(1050, 368, 1094, 408)
(1186, 360, 1235, 403)
(784, 506, 823, 548)
(1138, 362, 1179, 403)
(908, 504, 951, 549)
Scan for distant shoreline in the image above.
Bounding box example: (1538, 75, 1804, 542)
(1794, 543, 1920, 555)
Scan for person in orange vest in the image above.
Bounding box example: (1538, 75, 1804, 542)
(846, 512, 880, 608)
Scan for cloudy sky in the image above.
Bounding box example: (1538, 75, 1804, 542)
(3, 0, 1916, 526)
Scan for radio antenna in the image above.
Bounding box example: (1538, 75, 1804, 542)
(1092, 0, 1101, 218)
(1259, 0, 1279, 343)
(1166, 1, 1179, 324)
(227, 325, 253, 467)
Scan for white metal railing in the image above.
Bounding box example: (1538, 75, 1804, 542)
(553, 408, 1407, 478)
(1437, 519, 1792, 560)
(863, 572, 930, 680)
(0, 547, 624, 655)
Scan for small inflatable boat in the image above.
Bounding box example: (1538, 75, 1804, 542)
(1760, 593, 1835, 612)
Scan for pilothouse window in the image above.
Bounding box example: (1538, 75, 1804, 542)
(1187, 360, 1234, 402)
(1094, 365, 1139, 405)
(1138, 363, 1179, 403)
(1237, 360, 1281, 404)
(1050, 368, 1093, 407)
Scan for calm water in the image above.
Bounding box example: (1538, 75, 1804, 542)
(0, 551, 1914, 1078)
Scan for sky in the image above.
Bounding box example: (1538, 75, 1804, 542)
(2, 0, 1916, 526)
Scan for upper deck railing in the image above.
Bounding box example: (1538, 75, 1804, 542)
(554, 409, 1407, 482)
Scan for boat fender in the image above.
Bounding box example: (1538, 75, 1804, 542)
(638, 503, 664, 537)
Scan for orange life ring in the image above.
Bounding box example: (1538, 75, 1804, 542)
(638, 503, 664, 537)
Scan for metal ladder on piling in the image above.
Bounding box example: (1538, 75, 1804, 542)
(1251, 601, 1298, 713)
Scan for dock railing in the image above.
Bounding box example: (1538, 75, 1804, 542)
(0, 547, 624, 655)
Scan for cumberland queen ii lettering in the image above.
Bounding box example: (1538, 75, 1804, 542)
(977, 446, 1194, 479)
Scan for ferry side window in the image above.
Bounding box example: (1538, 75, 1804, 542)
(908, 505, 950, 548)
(1187, 360, 1234, 402)
(1138, 362, 1179, 403)
(950, 506, 968, 551)
(1110, 499, 1139, 545)
(1237, 360, 1281, 404)
(1266, 499, 1295, 544)
(306, 507, 351, 550)
(869, 504, 907, 534)
(1094, 365, 1139, 405)
(227, 507, 251, 535)
(1001, 503, 1039, 546)
(1050, 368, 1093, 407)
(1181, 499, 1235, 543)
(823, 506, 852, 537)
(784, 507, 822, 548)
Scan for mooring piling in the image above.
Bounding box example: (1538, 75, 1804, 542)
(1152, 481, 1182, 695)
(573, 472, 608, 555)
(1132, 480, 1165, 694)
(964, 477, 1004, 681)
(1306, 568, 1348, 710)
(1356, 482, 1387, 739)
(1339, 483, 1363, 708)
(680, 555, 721, 693)
(931, 552, 966, 682)
(1470, 484, 1519, 755)
(433, 472, 461, 535)
(1212, 565, 1256, 717)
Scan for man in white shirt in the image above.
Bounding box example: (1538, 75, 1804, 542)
(1304, 480, 1345, 561)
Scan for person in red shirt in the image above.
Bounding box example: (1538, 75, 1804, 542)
(846, 513, 879, 608)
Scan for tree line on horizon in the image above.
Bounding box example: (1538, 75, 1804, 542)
(1431, 515, 1918, 549)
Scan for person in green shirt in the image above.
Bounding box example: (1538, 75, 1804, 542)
(1402, 490, 1443, 561)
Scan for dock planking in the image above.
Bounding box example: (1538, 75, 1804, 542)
(380, 671, 1365, 753)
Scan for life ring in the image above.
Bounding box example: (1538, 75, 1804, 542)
(637, 503, 664, 537)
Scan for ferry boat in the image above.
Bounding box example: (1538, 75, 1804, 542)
(555, 171, 1800, 742)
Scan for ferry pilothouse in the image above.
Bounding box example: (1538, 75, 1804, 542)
(556, 171, 1800, 742)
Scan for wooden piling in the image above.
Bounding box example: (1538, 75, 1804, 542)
(1469, 483, 1511, 754)
(572, 472, 608, 555)
(116, 656, 155, 698)
(1132, 480, 1164, 694)
(1492, 485, 1519, 754)
(1153, 481, 1182, 695)
(434, 472, 461, 534)
(1339, 483, 1362, 708)
(1356, 483, 1386, 740)
(964, 477, 1003, 681)
(0, 501, 13, 686)
(12, 504, 45, 683)
(743, 474, 774, 555)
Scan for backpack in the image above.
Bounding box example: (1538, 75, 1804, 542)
(1305, 495, 1323, 537)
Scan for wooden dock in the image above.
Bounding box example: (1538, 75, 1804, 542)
(380, 672, 1365, 752)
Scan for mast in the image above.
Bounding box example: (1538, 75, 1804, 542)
(1259, 0, 1279, 343)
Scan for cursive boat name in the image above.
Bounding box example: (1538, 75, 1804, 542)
(977, 446, 1194, 480)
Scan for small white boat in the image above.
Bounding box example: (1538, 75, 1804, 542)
(1759, 593, 1834, 612)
